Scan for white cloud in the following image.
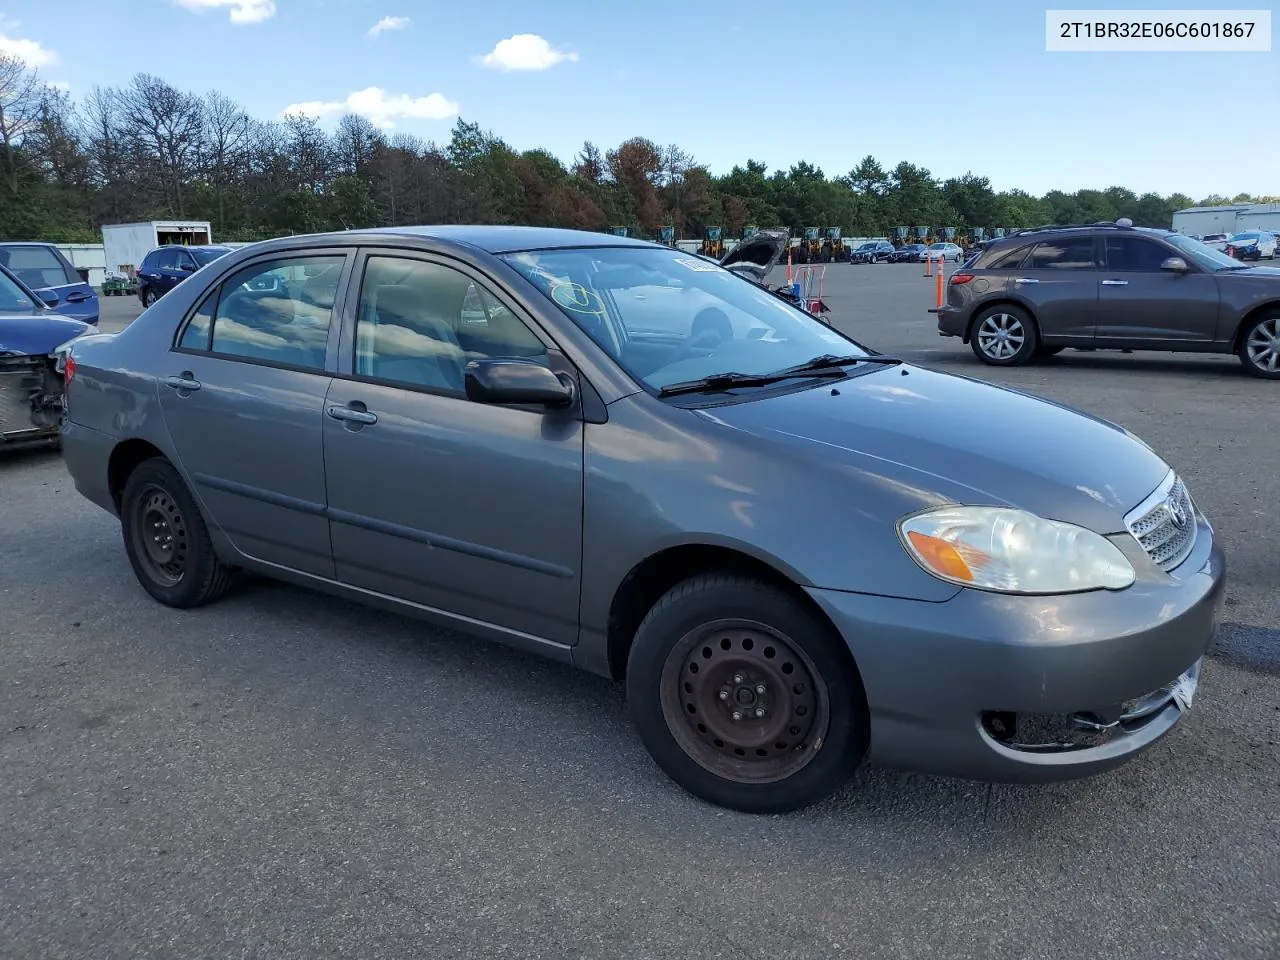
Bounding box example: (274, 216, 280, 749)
(475, 34, 578, 72)
(172, 0, 276, 25)
(0, 17, 58, 66)
(368, 15, 409, 37)
(281, 86, 459, 129)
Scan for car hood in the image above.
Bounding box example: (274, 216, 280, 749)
(1221, 264, 1280, 278)
(0, 313, 93, 357)
(719, 230, 789, 278)
(702, 364, 1170, 533)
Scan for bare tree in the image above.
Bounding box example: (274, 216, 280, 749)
(120, 73, 205, 216)
(202, 89, 252, 226)
(333, 113, 382, 178)
(0, 53, 42, 195)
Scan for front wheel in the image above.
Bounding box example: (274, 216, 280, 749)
(625, 573, 867, 814)
(970, 305, 1039, 366)
(1238, 312, 1280, 379)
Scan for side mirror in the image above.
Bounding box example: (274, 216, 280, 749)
(178, 262, 196, 273)
(1161, 257, 1190, 272)
(464, 358, 574, 408)
(36, 289, 59, 305)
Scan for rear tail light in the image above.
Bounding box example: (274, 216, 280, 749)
(949, 273, 975, 285)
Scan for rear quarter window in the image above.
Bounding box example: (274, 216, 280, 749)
(981, 244, 1033, 269)
(0, 244, 79, 288)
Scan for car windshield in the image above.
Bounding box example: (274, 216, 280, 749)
(190, 247, 230, 265)
(499, 245, 870, 392)
(0, 268, 39, 313)
(1162, 232, 1249, 270)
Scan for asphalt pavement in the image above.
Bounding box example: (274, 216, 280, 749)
(1, 270, 1276, 960)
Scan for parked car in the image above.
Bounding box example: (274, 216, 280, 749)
(0, 262, 95, 446)
(888, 243, 927, 263)
(1199, 233, 1229, 252)
(932, 220, 1280, 378)
(0, 241, 99, 326)
(851, 241, 894, 264)
(60, 225, 1224, 814)
(926, 241, 965, 262)
(1224, 231, 1276, 261)
(135, 244, 236, 306)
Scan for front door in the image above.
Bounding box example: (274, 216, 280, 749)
(322, 251, 585, 647)
(157, 250, 353, 577)
(1007, 235, 1101, 341)
(1094, 235, 1222, 343)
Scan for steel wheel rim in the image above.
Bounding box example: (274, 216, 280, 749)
(659, 619, 830, 785)
(977, 313, 1025, 360)
(1245, 318, 1280, 372)
(133, 485, 189, 585)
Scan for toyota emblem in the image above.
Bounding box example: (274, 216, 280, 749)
(1166, 496, 1188, 529)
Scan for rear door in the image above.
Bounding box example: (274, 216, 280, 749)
(158, 249, 354, 577)
(1095, 235, 1221, 343)
(0, 243, 98, 324)
(1006, 235, 1101, 341)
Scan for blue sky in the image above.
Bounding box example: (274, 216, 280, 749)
(4, 0, 1276, 198)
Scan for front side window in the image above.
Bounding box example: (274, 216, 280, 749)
(499, 245, 866, 392)
(0, 268, 37, 312)
(1027, 238, 1097, 270)
(192, 255, 342, 369)
(0, 244, 78, 288)
(1105, 237, 1177, 272)
(353, 256, 549, 394)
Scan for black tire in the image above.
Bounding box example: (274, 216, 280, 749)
(141, 287, 158, 307)
(1237, 311, 1280, 380)
(120, 457, 238, 608)
(625, 572, 868, 814)
(969, 304, 1039, 366)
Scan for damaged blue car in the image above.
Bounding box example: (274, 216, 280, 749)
(0, 262, 95, 446)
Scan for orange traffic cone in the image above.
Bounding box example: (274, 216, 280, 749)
(923, 251, 932, 277)
(935, 255, 945, 308)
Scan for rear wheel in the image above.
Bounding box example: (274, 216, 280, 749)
(625, 572, 867, 814)
(120, 458, 237, 607)
(1238, 312, 1280, 379)
(141, 287, 157, 307)
(970, 304, 1039, 366)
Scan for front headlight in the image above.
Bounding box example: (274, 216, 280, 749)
(898, 506, 1135, 594)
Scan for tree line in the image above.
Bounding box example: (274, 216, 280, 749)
(0, 57, 1274, 245)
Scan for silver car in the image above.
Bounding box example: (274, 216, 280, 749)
(60, 226, 1226, 813)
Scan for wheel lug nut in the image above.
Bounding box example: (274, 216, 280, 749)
(732, 674, 744, 684)
(718, 690, 729, 700)
(731, 711, 742, 721)
(755, 708, 765, 718)
(755, 684, 766, 695)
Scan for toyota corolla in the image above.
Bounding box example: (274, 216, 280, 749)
(58, 226, 1226, 813)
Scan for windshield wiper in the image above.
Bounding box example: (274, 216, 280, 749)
(774, 352, 903, 375)
(658, 367, 845, 397)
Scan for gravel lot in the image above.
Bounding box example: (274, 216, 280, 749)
(2, 266, 1277, 960)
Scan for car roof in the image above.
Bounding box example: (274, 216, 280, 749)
(255, 225, 656, 255)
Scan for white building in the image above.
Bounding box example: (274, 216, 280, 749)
(1171, 202, 1280, 238)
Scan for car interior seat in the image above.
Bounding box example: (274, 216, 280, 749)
(359, 283, 465, 392)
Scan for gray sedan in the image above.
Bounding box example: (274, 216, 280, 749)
(60, 226, 1226, 813)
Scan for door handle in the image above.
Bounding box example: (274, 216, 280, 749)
(327, 404, 378, 425)
(1101, 279, 1129, 286)
(1013, 277, 1039, 284)
(65, 292, 91, 302)
(163, 374, 201, 391)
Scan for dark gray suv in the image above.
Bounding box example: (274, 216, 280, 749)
(932, 221, 1280, 379)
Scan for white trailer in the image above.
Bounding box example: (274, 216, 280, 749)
(100, 220, 214, 278)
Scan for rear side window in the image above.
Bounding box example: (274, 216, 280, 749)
(1027, 238, 1097, 270)
(0, 244, 79, 287)
(177, 255, 344, 371)
(1105, 237, 1177, 272)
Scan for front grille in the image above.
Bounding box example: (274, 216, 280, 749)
(0, 369, 36, 431)
(1125, 471, 1197, 572)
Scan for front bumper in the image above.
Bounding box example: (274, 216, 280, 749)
(806, 523, 1225, 783)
